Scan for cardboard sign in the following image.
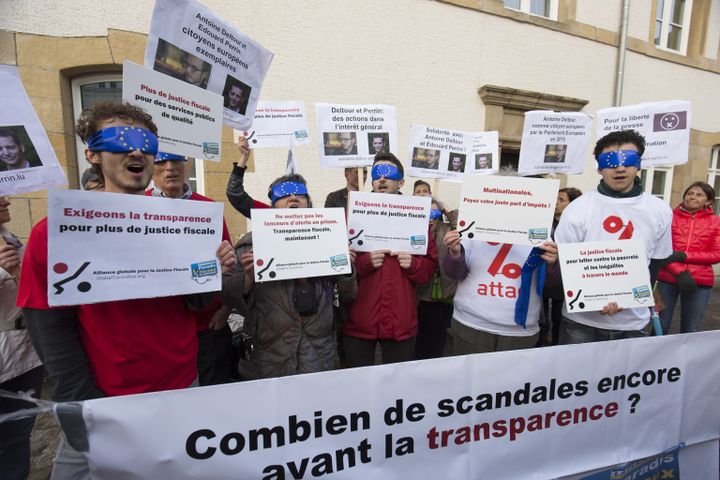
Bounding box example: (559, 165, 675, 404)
(558, 239, 654, 313)
(458, 175, 559, 246)
(250, 208, 351, 282)
(0, 66, 67, 195)
(237, 101, 310, 148)
(347, 191, 430, 253)
(518, 111, 593, 175)
(315, 103, 397, 168)
(407, 125, 499, 181)
(47, 190, 223, 306)
(596, 101, 691, 167)
(144, 0, 274, 130)
(123, 61, 223, 161)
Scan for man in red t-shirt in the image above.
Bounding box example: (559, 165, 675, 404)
(17, 102, 235, 477)
(147, 151, 233, 385)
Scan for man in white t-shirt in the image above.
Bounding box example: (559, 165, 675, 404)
(554, 129, 673, 343)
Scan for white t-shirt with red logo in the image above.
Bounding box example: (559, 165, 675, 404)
(452, 241, 541, 336)
(555, 189, 673, 331)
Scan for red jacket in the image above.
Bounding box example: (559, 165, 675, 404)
(658, 205, 720, 287)
(344, 231, 438, 341)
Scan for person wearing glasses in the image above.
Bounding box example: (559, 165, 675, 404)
(180, 53, 210, 89)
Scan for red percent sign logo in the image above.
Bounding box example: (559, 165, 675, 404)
(486, 243, 521, 279)
(603, 215, 634, 239)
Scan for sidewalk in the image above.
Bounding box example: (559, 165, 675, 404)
(667, 284, 720, 333)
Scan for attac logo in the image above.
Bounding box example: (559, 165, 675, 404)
(487, 243, 521, 279)
(603, 215, 634, 239)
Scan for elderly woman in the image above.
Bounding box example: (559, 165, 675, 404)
(223, 174, 357, 379)
(657, 181, 720, 334)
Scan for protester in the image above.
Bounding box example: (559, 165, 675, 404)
(325, 167, 367, 211)
(226, 137, 271, 218)
(80, 167, 103, 191)
(223, 173, 357, 379)
(413, 179, 432, 197)
(0, 196, 44, 480)
(342, 153, 438, 366)
(149, 151, 234, 385)
(554, 130, 674, 343)
(0, 129, 42, 170)
(442, 169, 558, 354)
(17, 102, 235, 478)
(657, 181, 720, 334)
(539, 187, 582, 346)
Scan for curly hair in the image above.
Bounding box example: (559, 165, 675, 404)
(75, 101, 158, 143)
(593, 129, 646, 159)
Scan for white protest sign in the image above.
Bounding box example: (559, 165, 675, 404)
(558, 239, 653, 313)
(75, 331, 720, 479)
(518, 111, 593, 175)
(315, 103, 397, 168)
(458, 175, 559, 246)
(250, 208, 351, 282)
(347, 191, 430, 254)
(144, 0, 274, 130)
(596, 101, 691, 167)
(47, 190, 222, 306)
(407, 125, 499, 182)
(0, 66, 67, 195)
(122, 61, 223, 161)
(236, 101, 309, 148)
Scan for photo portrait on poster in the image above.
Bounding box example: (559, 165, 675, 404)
(596, 100, 691, 168)
(237, 101, 310, 148)
(475, 152, 493, 170)
(144, 0, 274, 130)
(447, 153, 466, 172)
(315, 103, 397, 168)
(0, 66, 66, 195)
(518, 111, 592, 175)
(122, 61, 223, 161)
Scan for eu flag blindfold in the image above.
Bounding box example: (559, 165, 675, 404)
(371, 164, 403, 181)
(596, 150, 641, 170)
(87, 126, 159, 155)
(155, 151, 186, 162)
(429, 209, 442, 220)
(269, 182, 309, 205)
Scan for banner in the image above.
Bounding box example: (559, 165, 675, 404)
(315, 103, 397, 168)
(518, 111, 593, 175)
(250, 208, 351, 282)
(347, 191, 430, 253)
(144, 0, 274, 130)
(47, 190, 223, 306)
(407, 125, 499, 181)
(558, 240, 653, 313)
(122, 61, 223, 161)
(237, 101, 310, 148)
(458, 175, 559, 246)
(73, 331, 720, 479)
(596, 101, 691, 167)
(0, 65, 67, 195)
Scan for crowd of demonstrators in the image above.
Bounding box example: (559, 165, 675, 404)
(412, 180, 458, 359)
(16, 102, 236, 477)
(539, 187, 582, 346)
(0, 197, 44, 480)
(223, 174, 357, 379)
(657, 181, 720, 334)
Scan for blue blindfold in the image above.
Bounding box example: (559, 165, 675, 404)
(87, 126, 159, 155)
(155, 151, 187, 163)
(269, 182, 308, 205)
(371, 164, 403, 181)
(596, 150, 641, 170)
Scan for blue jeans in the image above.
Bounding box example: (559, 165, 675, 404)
(559, 317, 646, 344)
(657, 281, 712, 334)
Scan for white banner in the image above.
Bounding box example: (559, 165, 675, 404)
(407, 125, 499, 181)
(47, 190, 223, 306)
(0, 65, 67, 195)
(458, 175, 559, 246)
(558, 239, 653, 313)
(144, 0, 274, 130)
(76, 331, 720, 479)
(250, 208, 351, 282)
(237, 101, 310, 148)
(518, 111, 593, 175)
(347, 191, 430, 253)
(122, 61, 223, 161)
(315, 103, 397, 168)
(596, 101, 691, 167)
